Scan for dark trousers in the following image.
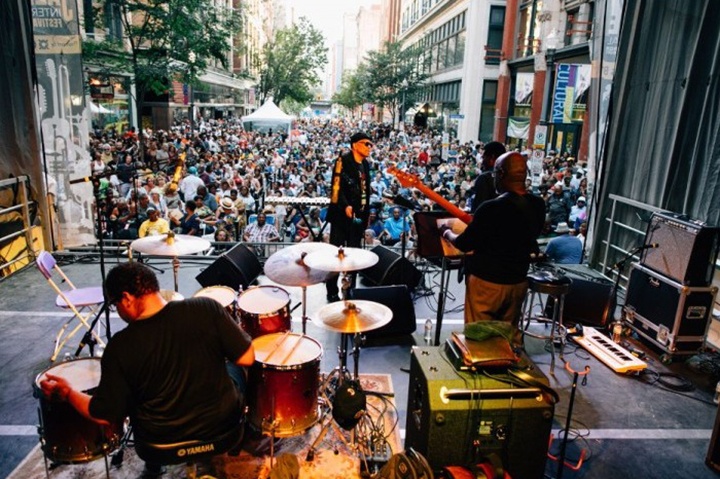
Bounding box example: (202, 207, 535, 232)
(325, 218, 363, 298)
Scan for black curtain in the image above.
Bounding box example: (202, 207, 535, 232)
(590, 0, 720, 267)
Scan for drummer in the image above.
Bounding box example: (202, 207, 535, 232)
(39, 262, 255, 477)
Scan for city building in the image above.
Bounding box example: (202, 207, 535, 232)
(397, 0, 507, 143)
(494, 0, 594, 161)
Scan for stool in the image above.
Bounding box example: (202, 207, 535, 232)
(520, 270, 573, 373)
(134, 425, 242, 478)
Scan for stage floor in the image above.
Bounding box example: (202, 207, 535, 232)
(1, 251, 719, 478)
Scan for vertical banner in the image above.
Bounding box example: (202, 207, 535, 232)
(552, 64, 572, 123)
(552, 64, 592, 124)
(33, 0, 94, 246)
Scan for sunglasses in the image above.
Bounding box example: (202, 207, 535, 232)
(358, 141, 374, 147)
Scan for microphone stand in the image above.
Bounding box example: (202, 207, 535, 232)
(72, 175, 113, 357)
(609, 244, 644, 328)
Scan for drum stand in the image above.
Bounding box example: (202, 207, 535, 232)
(306, 332, 362, 461)
(300, 285, 310, 334)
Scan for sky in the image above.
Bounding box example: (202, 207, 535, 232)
(286, 0, 379, 44)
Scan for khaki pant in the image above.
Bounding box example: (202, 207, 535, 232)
(464, 274, 528, 329)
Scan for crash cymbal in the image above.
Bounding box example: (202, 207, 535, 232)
(303, 246, 379, 272)
(316, 300, 392, 333)
(131, 232, 211, 257)
(264, 242, 337, 287)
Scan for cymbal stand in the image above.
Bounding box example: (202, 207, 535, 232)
(306, 336, 355, 461)
(172, 257, 180, 292)
(300, 285, 309, 334)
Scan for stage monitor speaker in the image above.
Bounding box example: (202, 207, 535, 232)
(349, 285, 416, 340)
(545, 264, 615, 327)
(640, 212, 720, 286)
(360, 245, 422, 291)
(405, 346, 554, 479)
(196, 244, 261, 291)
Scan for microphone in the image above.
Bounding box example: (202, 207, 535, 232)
(638, 243, 660, 250)
(393, 194, 419, 211)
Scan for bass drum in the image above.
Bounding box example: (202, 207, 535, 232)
(247, 333, 322, 437)
(34, 358, 123, 463)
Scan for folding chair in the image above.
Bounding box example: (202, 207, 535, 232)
(36, 251, 107, 361)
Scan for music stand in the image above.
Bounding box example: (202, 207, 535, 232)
(414, 211, 467, 346)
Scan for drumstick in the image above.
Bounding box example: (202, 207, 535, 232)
(279, 334, 305, 366)
(263, 330, 292, 364)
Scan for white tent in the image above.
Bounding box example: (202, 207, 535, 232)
(242, 99, 293, 134)
(90, 101, 112, 114)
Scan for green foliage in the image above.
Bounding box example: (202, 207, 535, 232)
(332, 67, 367, 117)
(329, 41, 428, 125)
(356, 41, 429, 124)
(83, 0, 242, 97)
(257, 18, 328, 106)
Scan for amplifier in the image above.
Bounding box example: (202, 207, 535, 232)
(545, 264, 615, 327)
(404, 346, 554, 479)
(624, 263, 718, 356)
(640, 212, 720, 286)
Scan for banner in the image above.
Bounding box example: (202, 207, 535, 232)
(552, 63, 592, 124)
(33, 0, 95, 246)
(507, 117, 530, 139)
(514, 72, 534, 106)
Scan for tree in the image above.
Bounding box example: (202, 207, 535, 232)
(257, 18, 327, 106)
(332, 67, 367, 119)
(83, 0, 242, 142)
(358, 41, 429, 126)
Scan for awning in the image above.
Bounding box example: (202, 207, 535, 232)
(90, 102, 112, 114)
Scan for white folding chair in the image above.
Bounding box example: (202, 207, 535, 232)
(36, 251, 107, 361)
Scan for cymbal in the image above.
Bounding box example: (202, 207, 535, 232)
(316, 300, 392, 333)
(131, 233, 210, 257)
(264, 242, 337, 287)
(303, 246, 379, 272)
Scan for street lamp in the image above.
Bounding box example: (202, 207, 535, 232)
(188, 51, 196, 136)
(540, 31, 558, 124)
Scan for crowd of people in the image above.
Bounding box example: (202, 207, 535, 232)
(87, 117, 590, 262)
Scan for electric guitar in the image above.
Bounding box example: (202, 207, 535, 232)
(386, 166, 473, 225)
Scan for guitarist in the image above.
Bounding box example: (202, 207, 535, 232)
(442, 152, 545, 333)
(325, 132, 374, 302)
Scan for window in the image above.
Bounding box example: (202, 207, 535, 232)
(486, 6, 505, 65)
(479, 80, 498, 142)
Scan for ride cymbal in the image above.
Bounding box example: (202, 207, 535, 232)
(264, 242, 337, 287)
(303, 246, 379, 272)
(131, 232, 210, 257)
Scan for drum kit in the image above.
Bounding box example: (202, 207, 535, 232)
(33, 243, 394, 473)
(253, 244, 394, 464)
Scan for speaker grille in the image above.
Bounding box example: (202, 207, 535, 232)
(360, 245, 422, 290)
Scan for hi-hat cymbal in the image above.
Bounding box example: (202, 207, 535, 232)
(131, 233, 210, 257)
(303, 246, 379, 272)
(264, 242, 337, 287)
(316, 300, 392, 333)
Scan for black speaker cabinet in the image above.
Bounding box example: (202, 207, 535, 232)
(546, 264, 615, 327)
(349, 285, 416, 339)
(640, 212, 720, 286)
(405, 346, 554, 479)
(196, 244, 261, 291)
(706, 402, 720, 472)
(360, 245, 422, 290)
(625, 263, 718, 355)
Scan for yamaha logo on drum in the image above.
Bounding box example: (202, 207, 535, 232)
(176, 444, 215, 457)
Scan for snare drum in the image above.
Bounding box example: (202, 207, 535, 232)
(247, 333, 323, 437)
(237, 286, 291, 338)
(193, 285, 238, 319)
(34, 358, 122, 463)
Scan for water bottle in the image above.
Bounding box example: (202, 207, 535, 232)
(423, 319, 433, 345)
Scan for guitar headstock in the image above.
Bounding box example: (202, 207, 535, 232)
(387, 166, 418, 188)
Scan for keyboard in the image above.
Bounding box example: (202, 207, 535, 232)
(265, 196, 330, 206)
(572, 326, 647, 373)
